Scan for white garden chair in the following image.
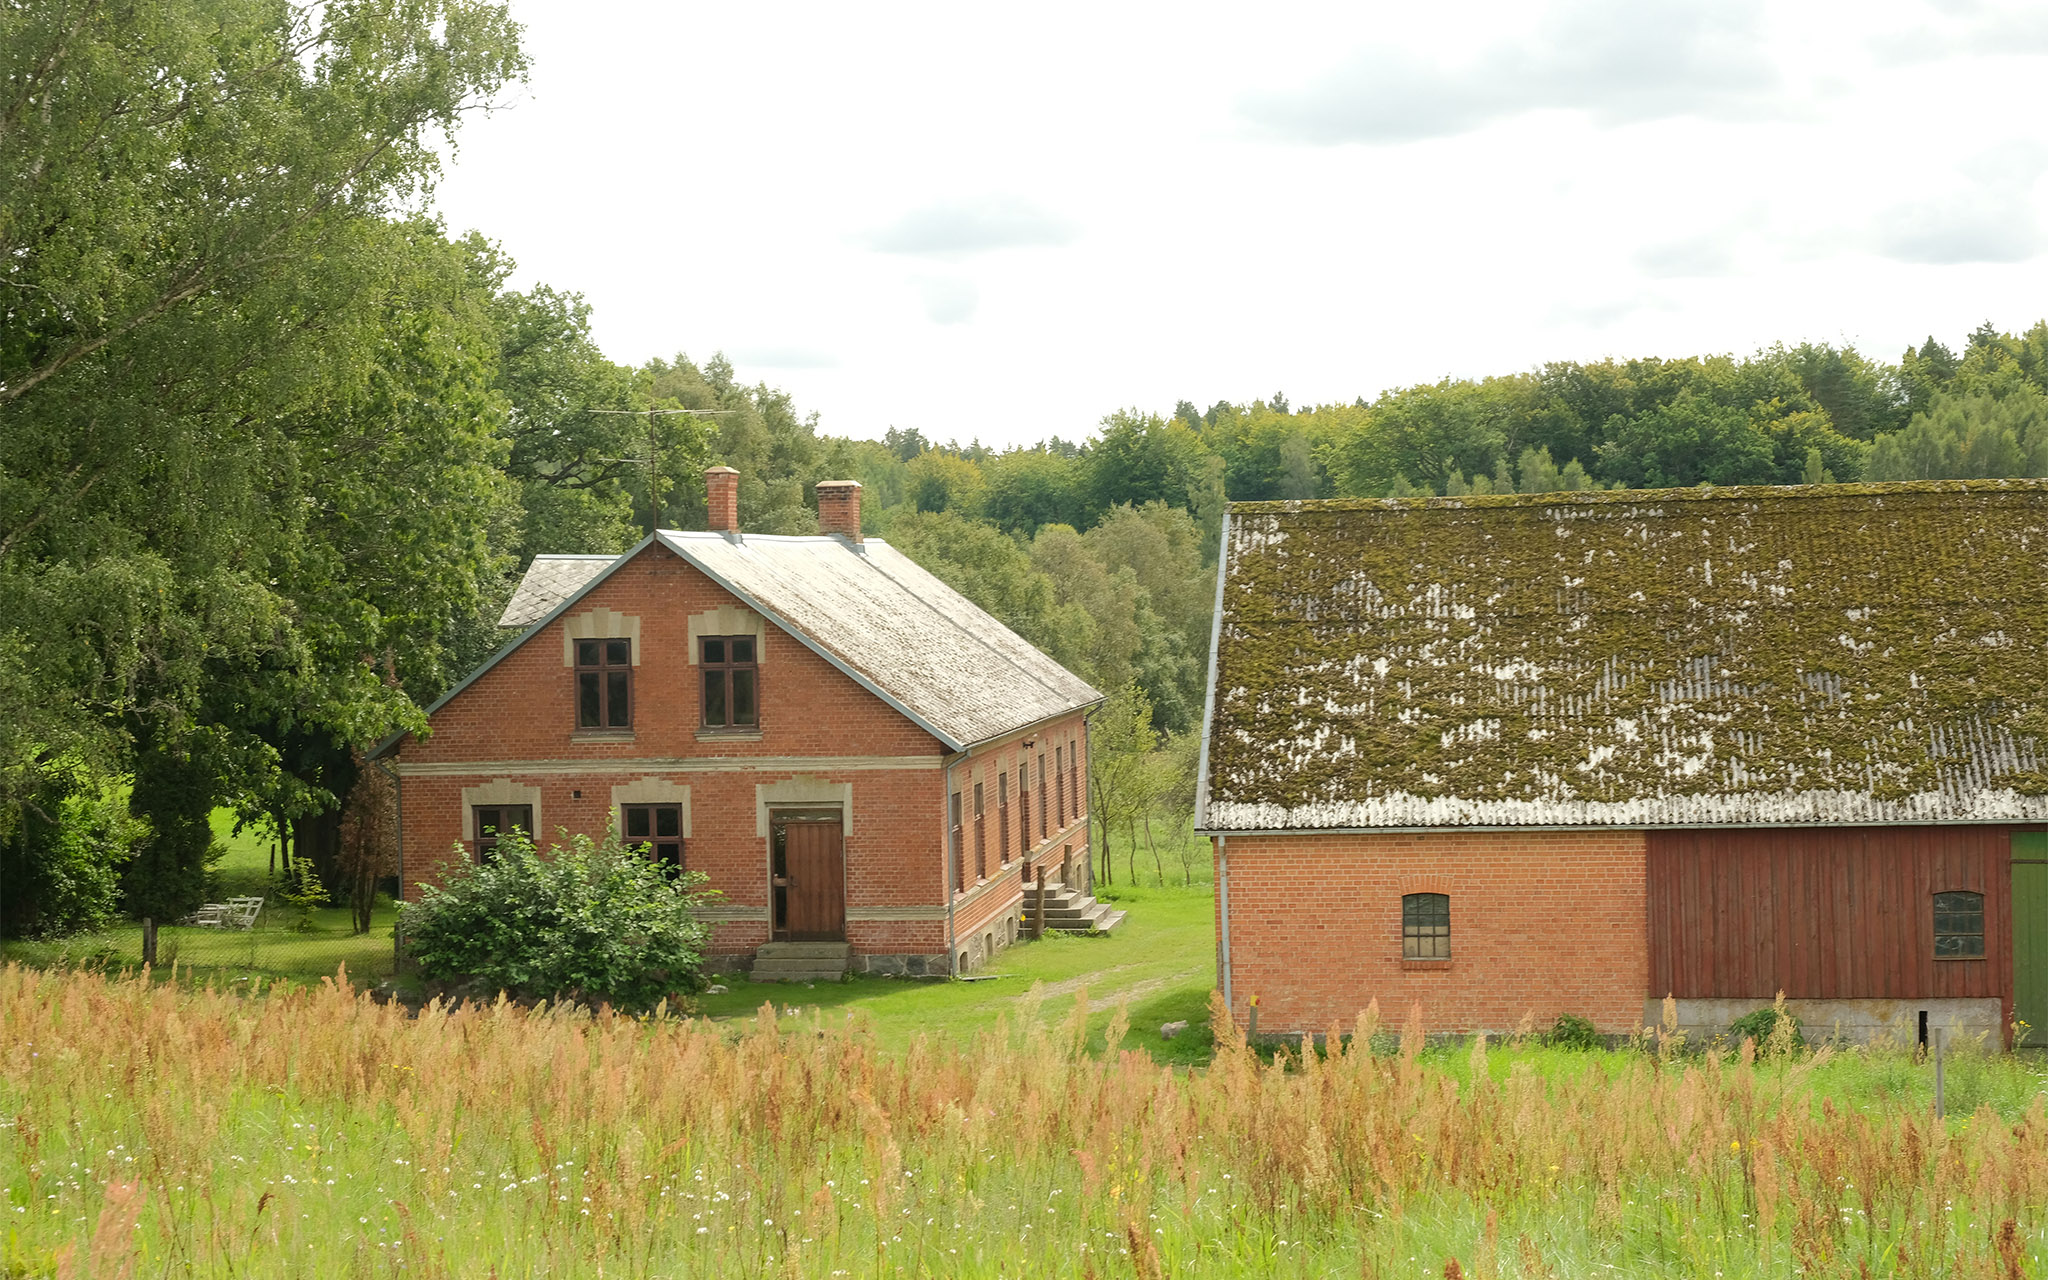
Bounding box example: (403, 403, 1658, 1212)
(178, 904, 228, 928)
(224, 897, 265, 930)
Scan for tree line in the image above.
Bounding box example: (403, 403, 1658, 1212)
(8, 0, 2048, 938)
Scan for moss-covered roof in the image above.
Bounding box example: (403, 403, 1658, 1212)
(1197, 480, 2048, 831)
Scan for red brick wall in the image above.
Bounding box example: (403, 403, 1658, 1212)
(394, 542, 1094, 968)
(1218, 829, 1648, 1035)
(941, 720, 1093, 968)
(397, 544, 949, 958)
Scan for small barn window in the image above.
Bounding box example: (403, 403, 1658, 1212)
(1933, 890, 1985, 958)
(1402, 892, 1450, 959)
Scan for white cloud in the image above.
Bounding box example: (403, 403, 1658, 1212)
(1870, 144, 2048, 264)
(424, 0, 2048, 445)
(729, 345, 839, 370)
(1635, 231, 1742, 279)
(868, 197, 1078, 256)
(1241, 0, 1779, 144)
(916, 275, 979, 325)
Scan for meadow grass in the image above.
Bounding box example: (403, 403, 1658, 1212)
(5, 965, 2048, 1278)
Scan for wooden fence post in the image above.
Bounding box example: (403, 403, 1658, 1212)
(1033, 865, 1046, 940)
(141, 918, 157, 968)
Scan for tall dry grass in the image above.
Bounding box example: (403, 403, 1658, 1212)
(2, 963, 2045, 1277)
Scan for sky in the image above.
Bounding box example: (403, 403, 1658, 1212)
(429, 0, 2048, 447)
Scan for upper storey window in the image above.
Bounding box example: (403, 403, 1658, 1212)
(576, 638, 632, 729)
(702, 636, 759, 729)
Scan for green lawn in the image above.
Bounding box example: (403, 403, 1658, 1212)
(694, 881, 1218, 1063)
(0, 809, 399, 984)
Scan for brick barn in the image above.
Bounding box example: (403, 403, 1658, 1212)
(1195, 480, 2048, 1044)
(372, 468, 1110, 980)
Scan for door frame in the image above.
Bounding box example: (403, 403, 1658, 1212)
(769, 806, 847, 942)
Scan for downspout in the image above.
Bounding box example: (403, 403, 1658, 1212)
(1218, 834, 1231, 1013)
(373, 754, 404, 973)
(944, 752, 961, 977)
(1082, 704, 1099, 894)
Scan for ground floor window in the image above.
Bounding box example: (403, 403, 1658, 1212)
(1402, 892, 1450, 959)
(473, 804, 532, 864)
(622, 803, 683, 873)
(1933, 890, 1984, 958)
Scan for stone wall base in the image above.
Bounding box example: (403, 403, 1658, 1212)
(1651, 996, 2004, 1047)
(850, 952, 949, 977)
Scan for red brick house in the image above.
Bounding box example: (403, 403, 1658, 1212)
(374, 468, 1107, 979)
(1196, 481, 2048, 1044)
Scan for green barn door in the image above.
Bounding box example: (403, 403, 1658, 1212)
(2016, 832, 2048, 1047)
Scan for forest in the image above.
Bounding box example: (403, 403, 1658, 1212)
(7, 0, 2048, 938)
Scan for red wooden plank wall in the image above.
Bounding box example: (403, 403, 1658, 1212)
(1646, 826, 2012, 1001)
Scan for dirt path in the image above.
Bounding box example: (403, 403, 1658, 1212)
(1018, 962, 1209, 1012)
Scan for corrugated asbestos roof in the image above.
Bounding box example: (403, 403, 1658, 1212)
(1197, 480, 2048, 832)
(499, 555, 616, 627)
(656, 531, 1102, 748)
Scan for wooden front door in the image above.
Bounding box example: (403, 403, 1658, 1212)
(772, 810, 845, 941)
(2016, 832, 2048, 1043)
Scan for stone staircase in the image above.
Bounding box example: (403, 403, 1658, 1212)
(1024, 881, 1127, 936)
(751, 941, 850, 983)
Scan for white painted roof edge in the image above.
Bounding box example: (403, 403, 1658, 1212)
(1192, 506, 1231, 832)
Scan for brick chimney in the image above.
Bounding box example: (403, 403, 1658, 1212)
(705, 466, 739, 534)
(815, 480, 862, 542)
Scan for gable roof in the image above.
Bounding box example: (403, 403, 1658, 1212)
(379, 530, 1102, 757)
(655, 531, 1101, 748)
(498, 555, 616, 627)
(1196, 480, 2048, 833)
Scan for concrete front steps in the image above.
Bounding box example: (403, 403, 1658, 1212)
(1024, 881, 1127, 936)
(751, 941, 850, 983)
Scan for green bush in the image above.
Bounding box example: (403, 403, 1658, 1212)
(1548, 1012, 1602, 1050)
(1727, 1004, 1805, 1055)
(275, 861, 331, 931)
(401, 829, 717, 1010)
(0, 771, 146, 939)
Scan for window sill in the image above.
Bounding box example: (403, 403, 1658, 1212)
(1400, 958, 1453, 971)
(1933, 955, 1987, 961)
(696, 729, 764, 743)
(572, 730, 636, 742)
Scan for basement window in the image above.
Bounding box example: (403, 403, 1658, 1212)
(1402, 892, 1450, 960)
(1933, 890, 1984, 958)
